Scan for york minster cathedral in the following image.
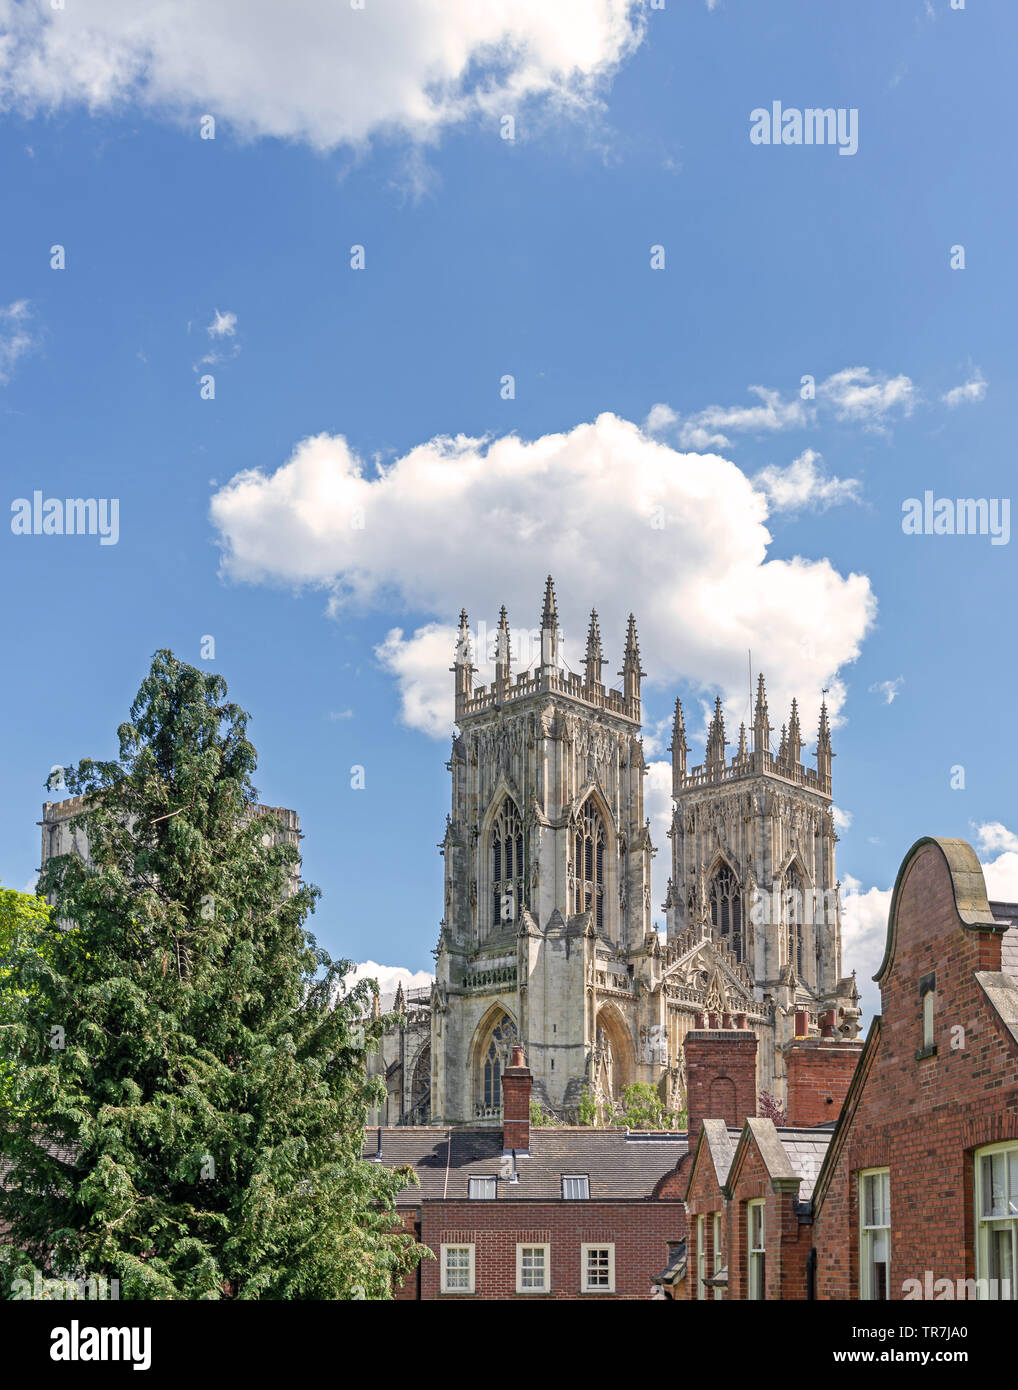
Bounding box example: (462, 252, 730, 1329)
(371, 578, 861, 1128)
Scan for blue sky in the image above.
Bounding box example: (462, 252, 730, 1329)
(1, 0, 1016, 1020)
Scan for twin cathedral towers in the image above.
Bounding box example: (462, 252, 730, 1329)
(375, 577, 860, 1127)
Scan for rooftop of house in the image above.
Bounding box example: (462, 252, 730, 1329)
(362, 1126, 688, 1206)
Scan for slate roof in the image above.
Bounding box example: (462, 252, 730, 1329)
(775, 1125, 836, 1206)
(362, 1127, 688, 1206)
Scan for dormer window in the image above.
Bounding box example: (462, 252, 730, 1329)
(561, 1174, 590, 1200)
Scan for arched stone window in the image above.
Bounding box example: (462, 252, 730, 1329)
(574, 798, 606, 934)
(710, 864, 743, 963)
(491, 798, 525, 934)
(408, 1043, 431, 1125)
(476, 1012, 518, 1117)
(784, 865, 805, 979)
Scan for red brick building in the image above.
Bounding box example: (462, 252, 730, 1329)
(679, 836, 1018, 1301)
(810, 836, 1018, 1300)
(367, 1046, 687, 1299)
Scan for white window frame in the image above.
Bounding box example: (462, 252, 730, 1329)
(440, 1243, 475, 1294)
(581, 1242, 615, 1294)
(467, 1175, 497, 1200)
(975, 1141, 1018, 1300)
(695, 1214, 706, 1299)
(516, 1242, 550, 1294)
(561, 1174, 590, 1201)
(859, 1167, 891, 1301)
(747, 1199, 765, 1300)
(713, 1210, 724, 1301)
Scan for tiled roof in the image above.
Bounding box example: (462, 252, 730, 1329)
(362, 1127, 688, 1206)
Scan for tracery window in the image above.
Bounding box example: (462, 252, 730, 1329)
(479, 1013, 518, 1114)
(491, 798, 525, 933)
(784, 865, 805, 979)
(709, 865, 743, 963)
(574, 798, 606, 933)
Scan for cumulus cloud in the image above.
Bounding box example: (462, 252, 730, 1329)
(341, 959, 434, 1002)
(817, 366, 916, 425)
(974, 822, 1018, 857)
(832, 806, 853, 831)
(942, 370, 987, 408)
(0, 299, 37, 382)
(840, 874, 892, 1019)
(210, 412, 876, 742)
(869, 677, 903, 705)
(753, 449, 861, 514)
(0, 0, 645, 150)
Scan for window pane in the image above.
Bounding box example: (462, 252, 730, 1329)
(1009, 1153, 1018, 1215)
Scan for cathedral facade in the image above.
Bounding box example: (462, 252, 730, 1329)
(376, 579, 860, 1128)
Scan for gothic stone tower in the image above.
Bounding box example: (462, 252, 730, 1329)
(663, 677, 860, 1099)
(430, 579, 661, 1124)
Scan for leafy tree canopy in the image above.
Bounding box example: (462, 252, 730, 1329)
(0, 651, 424, 1299)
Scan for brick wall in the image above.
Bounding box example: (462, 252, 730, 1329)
(812, 839, 1018, 1300)
(417, 1200, 685, 1300)
(784, 1038, 862, 1127)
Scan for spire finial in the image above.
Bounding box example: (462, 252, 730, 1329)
(670, 695, 689, 789)
(619, 613, 645, 707)
(817, 691, 833, 783)
(452, 608, 475, 714)
(787, 698, 803, 764)
(706, 695, 728, 775)
(584, 608, 605, 687)
(495, 604, 511, 687)
(541, 575, 558, 628)
(753, 672, 771, 754)
(737, 721, 748, 759)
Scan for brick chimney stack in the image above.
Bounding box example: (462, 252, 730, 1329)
(501, 1045, 532, 1153)
(684, 1017, 758, 1147)
(782, 1036, 862, 1127)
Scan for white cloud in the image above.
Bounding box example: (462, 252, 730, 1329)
(342, 959, 434, 1001)
(974, 822, 1018, 857)
(208, 309, 237, 338)
(645, 759, 674, 922)
(329, 708, 354, 721)
(210, 412, 877, 742)
(643, 402, 678, 435)
(840, 874, 892, 1020)
(0, 299, 37, 382)
(817, 366, 916, 425)
(675, 386, 809, 450)
(649, 367, 916, 452)
(0, 0, 646, 150)
(869, 677, 903, 705)
(942, 370, 987, 408)
(753, 449, 861, 514)
(832, 806, 853, 831)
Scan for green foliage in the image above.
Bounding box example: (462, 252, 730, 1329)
(576, 1086, 599, 1127)
(529, 1098, 557, 1127)
(0, 884, 54, 1113)
(0, 651, 426, 1300)
(620, 1081, 669, 1130)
